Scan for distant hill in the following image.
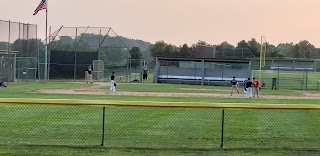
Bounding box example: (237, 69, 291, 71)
(58, 34, 154, 63)
(118, 36, 151, 51)
(118, 36, 153, 63)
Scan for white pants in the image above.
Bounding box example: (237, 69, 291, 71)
(110, 80, 116, 92)
(246, 87, 252, 98)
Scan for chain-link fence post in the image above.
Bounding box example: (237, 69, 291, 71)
(306, 69, 308, 91)
(140, 59, 143, 83)
(277, 67, 280, 90)
(201, 59, 205, 85)
(220, 109, 225, 148)
(101, 107, 106, 146)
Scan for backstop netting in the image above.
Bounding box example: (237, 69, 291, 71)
(41, 26, 129, 81)
(0, 54, 14, 82)
(0, 20, 38, 83)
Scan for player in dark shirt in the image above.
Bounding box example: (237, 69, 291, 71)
(230, 76, 239, 96)
(0, 81, 7, 88)
(246, 78, 253, 98)
(110, 72, 116, 92)
(86, 65, 93, 84)
(142, 65, 148, 84)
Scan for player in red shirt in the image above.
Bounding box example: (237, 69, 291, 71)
(252, 77, 260, 98)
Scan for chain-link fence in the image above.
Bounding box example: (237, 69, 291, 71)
(1, 101, 320, 149)
(253, 65, 320, 91)
(0, 20, 38, 83)
(43, 26, 129, 81)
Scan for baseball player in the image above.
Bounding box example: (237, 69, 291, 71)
(246, 78, 253, 98)
(110, 72, 116, 92)
(230, 76, 239, 96)
(252, 77, 260, 98)
(86, 65, 93, 84)
(243, 79, 248, 98)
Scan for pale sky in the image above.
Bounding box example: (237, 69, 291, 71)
(1, 0, 320, 47)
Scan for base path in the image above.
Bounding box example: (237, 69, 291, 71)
(38, 83, 320, 100)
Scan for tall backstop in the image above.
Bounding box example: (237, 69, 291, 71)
(0, 20, 38, 83)
(42, 26, 129, 81)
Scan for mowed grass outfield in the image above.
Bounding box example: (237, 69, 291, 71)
(1, 82, 320, 156)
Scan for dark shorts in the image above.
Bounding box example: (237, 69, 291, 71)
(143, 74, 148, 80)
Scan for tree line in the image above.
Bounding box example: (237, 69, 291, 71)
(145, 39, 320, 59)
(1, 36, 319, 65)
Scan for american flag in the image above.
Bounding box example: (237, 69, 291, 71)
(33, 0, 47, 15)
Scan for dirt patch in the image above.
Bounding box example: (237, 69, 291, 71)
(302, 92, 320, 98)
(37, 88, 320, 100)
(36, 82, 320, 99)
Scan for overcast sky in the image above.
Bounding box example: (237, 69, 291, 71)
(1, 0, 319, 46)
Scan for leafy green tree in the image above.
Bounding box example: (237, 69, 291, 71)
(11, 39, 43, 57)
(164, 45, 177, 57)
(276, 43, 294, 57)
(291, 44, 301, 59)
(150, 41, 167, 57)
(297, 40, 315, 59)
(197, 40, 209, 46)
(236, 40, 250, 49)
(179, 44, 191, 57)
(129, 47, 142, 59)
(289, 40, 315, 59)
(248, 38, 261, 57)
(129, 47, 143, 68)
(216, 41, 235, 51)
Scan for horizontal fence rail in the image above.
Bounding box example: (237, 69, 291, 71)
(0, 98, 320, 110)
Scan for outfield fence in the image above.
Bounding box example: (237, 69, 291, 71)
(1, 99, 320, 149)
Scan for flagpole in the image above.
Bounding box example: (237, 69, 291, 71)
(44, 0, 48, 80)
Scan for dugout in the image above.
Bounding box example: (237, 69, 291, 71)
(154, 57, 252, 86)
(0, 50, 17, 82)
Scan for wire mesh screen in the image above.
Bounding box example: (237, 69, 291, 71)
(223, 109, 320, 148)
(0, 20, 38, 83)
(1, 104, 320, 149)
(93, 60, 104, 81)
(215, 48, 255, 59)
(16, 57, 37, 82)
(0, 56, 14, 82)
(250, 58, 318, 90)
(0, 105, 102, 146)
(45, 26, 129, 81)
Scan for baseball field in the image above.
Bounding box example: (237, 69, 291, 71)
(1, 80, 320, 156)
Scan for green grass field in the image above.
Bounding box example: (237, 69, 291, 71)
(1, 82, 320, 156)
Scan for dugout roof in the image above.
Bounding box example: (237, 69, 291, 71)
(157, 57, 251, 64)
